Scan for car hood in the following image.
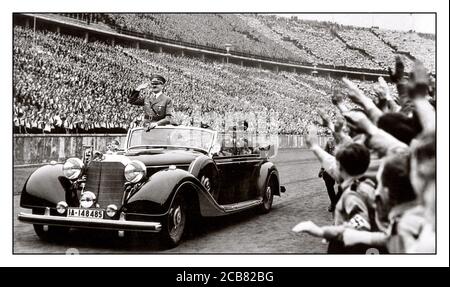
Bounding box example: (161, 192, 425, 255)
(124, 149, 202, 166)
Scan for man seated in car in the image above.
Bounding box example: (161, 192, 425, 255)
(237, 138, 255, 155)
(216, 135, 234, 157)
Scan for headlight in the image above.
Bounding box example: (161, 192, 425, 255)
(56, 201, 68, 214)
(124, 160, 146, 183)
(63, 158, 84, 180)
(106, 204, 118, 218)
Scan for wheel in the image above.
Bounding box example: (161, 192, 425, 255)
(259, 177, 275, 214)
(33, 224, 69, 242)
(32, 209, 69, 242)
(160, 192, 187, 248)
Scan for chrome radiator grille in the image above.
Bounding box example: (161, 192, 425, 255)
(85, 161, 126, 208)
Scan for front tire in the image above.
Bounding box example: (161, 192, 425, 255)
(259, 177, 275, 214)
(160, 192, 187, 248)
(31, 208, 69, 242)
(33, 224, 69, 242)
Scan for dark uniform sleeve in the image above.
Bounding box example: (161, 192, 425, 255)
(128, 89, 145, 106)
(165, 97, 173, 117)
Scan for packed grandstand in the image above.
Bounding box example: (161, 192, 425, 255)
(13, 13, 435, 135)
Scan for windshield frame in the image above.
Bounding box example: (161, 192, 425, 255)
(125, 126, 217, 154)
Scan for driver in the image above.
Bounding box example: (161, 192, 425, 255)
(106, 139, 120, 154)
(128, 75, 174, 131)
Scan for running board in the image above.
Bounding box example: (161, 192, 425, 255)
(221, 199, 263, 212)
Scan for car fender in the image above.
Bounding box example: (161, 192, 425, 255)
(188, 155, 217, 178)
(20, 164, 71, 208)
(125, 168, 201, 215)
(257, 161, 280, 197)
(125, 167, 228, 217)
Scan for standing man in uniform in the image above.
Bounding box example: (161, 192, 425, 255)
(318, 137, 338, 212)
(128, 74, 174, 131)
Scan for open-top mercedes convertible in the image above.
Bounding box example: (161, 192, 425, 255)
(18, 126, 284, 247)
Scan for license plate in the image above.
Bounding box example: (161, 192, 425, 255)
(67, 208, 104, 219)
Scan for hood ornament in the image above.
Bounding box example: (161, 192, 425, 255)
(92, 150, 104, 161)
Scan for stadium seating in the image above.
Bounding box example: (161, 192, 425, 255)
(102, 14, 434, 72)
(13, 14, 433, 135)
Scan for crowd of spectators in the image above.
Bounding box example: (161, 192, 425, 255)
(372, 28, 435, 73)
(96, 14, 434, 73)
(292, 56, 436, 254)
(12, 24, 432, 138)
(335, 27, 414, 71)
(14, 26, 142, 134)
(237, 15, 317, 64)
(107, 14, 305, 63)
(14, 25, 375, 135)
(258, 16, 382, 70)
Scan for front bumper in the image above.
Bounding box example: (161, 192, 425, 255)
(18, 208, 162, 232)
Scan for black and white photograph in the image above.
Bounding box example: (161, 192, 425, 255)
(3, 0, 449, 269)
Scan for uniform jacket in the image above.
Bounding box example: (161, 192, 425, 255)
(334, 177, 376, 231)
(128, 89, 173, 125)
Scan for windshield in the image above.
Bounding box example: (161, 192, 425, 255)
(127, 127, 215, 152)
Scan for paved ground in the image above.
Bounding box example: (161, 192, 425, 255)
(13, 149, 333, 254)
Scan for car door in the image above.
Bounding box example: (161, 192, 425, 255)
(233, 155, 262, 202)
(213, 155, 262, 204)
(213, 155, 239, 205)
(212, 131, 262, 205)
